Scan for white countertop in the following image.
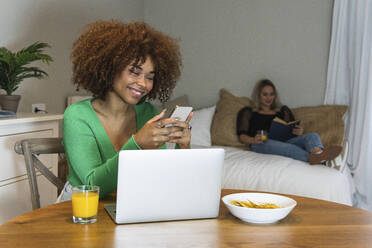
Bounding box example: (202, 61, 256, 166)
(0, 112, 63, 125)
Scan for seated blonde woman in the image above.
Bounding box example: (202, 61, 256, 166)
(237, 79, 341, 165)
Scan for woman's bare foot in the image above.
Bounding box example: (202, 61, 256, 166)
(308, 145, 343, 165)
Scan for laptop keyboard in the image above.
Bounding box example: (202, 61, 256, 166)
(104, 203, 117, 221)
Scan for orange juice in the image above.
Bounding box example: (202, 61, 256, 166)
(257, 130, 268, 142)
(72, 192, 99, 218)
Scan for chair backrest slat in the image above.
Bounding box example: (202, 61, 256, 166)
(15, 138, 65, 155)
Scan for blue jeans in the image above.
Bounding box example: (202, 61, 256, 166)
(251, 133, 323, 162)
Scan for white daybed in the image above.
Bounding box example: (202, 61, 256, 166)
(186, 90, 354, 206)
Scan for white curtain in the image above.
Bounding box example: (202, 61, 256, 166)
(325, 0, 372, 210)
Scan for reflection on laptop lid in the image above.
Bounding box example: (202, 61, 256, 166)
(104, 148, 225, 224)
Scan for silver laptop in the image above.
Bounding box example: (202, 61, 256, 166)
(104, 148, 225, 224)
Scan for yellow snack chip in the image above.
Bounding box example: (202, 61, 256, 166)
(230, 200, 280, 209)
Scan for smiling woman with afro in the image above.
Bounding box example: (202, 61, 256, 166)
(58, 20, 192, 201)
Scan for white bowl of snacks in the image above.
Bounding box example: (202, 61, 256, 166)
(222, 193, 297, 224)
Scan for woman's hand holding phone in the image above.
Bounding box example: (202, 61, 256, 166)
(134, 107, 193, 149)
(165, 106, 193, 148)
(133, 109, 170, 149)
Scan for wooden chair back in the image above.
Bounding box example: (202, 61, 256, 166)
(14, 138, 66, 210)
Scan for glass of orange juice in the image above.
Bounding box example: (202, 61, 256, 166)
(257, 130, 268, 142)
(72, 185, 100, 224)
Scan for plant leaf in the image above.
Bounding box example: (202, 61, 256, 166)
(18, 42, 50, 53)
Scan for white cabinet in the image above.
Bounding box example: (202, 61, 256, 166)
(0, 113, 63, 224)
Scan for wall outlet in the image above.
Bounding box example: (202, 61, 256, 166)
(32, 103, 47, 113)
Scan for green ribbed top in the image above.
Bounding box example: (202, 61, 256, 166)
(63, 99, 165, 197)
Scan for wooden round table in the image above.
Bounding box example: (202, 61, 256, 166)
(1, 189, 372, 247)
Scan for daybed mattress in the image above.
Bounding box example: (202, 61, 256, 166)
(218, 146, 354, 206)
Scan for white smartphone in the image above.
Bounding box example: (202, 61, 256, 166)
(165, 106, 193, 127)
(170, 106, 193, 121)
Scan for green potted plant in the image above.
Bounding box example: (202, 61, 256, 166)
(0, 42, 53, 113)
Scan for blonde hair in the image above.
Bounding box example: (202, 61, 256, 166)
(251, 79, 282, 111)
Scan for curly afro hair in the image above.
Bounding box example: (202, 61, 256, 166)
(71, 20, 182, 103)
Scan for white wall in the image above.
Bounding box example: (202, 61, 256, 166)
(1, 0, 333, 112)
(0, 0, 143, 113)
(144, 0, 333, 108)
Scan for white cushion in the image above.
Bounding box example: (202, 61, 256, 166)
(190, 106, 216, 147)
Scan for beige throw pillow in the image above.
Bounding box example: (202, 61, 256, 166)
(292, 105, 347, 147)
(211, 89, 254, 147)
